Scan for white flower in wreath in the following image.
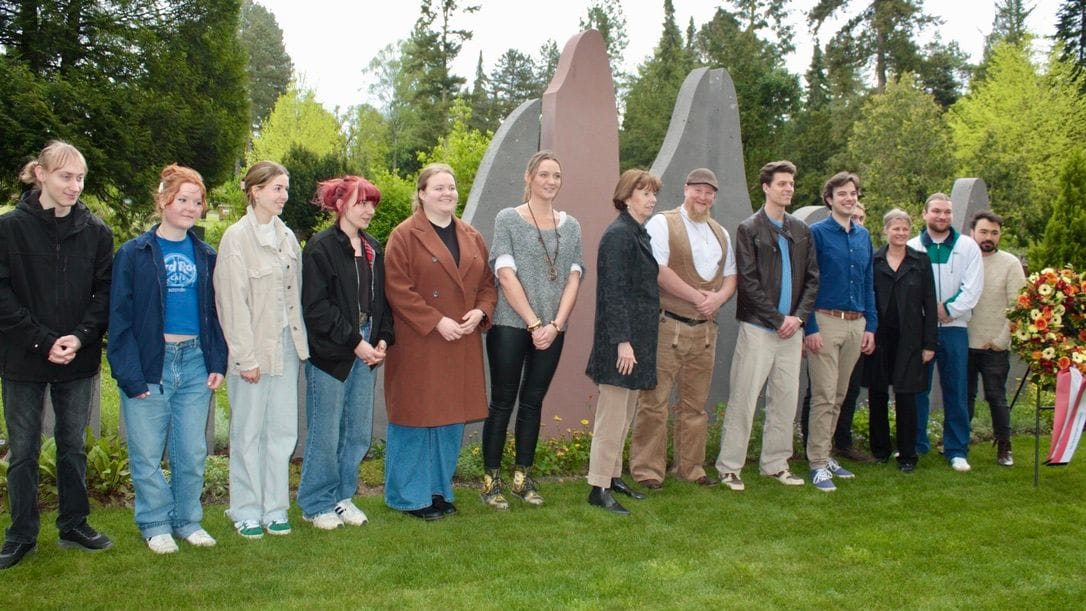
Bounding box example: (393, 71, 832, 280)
(1038, 284, 1054, 297)
(1074, 352, 1086, 365)
(1055, 304, 1067, 316)
(1042, 346, 1057, 360)
(1052, 313, 1063, 326)
(1015, 327, 1031, 341)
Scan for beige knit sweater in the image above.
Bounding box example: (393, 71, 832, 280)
(967, 249, 1026, 350)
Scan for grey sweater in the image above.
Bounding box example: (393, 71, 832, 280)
(489, 207, 585, 328)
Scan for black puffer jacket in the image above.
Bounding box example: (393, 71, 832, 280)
(0, 190, 114, 382)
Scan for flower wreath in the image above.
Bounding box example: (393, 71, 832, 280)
(1007, 266, 1086, 387)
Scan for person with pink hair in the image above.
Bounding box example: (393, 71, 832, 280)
(298, 175, 394, 530)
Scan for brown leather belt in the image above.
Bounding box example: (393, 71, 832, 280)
(817, 308, 863, 321)
(662, 310, 708, 326)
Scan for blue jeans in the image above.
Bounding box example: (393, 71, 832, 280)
(2, 376, 94, 544)
(384, 422, 464, 511)
(121, 340, 211, 539)
(916, 326, 971, 460)
(297, 358, 374, 518)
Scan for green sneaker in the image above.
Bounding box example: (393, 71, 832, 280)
(264, 521, 291, 536)
(236, 520, 264, 539)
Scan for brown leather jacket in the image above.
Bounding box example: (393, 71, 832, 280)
(734, 208, 819, 330)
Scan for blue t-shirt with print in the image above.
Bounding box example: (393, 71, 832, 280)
(157, 234, 200, 336)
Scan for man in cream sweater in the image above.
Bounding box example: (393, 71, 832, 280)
(966, 211, 1026, 466)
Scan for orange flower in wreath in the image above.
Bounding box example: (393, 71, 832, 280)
(1058, 356, 1072, 370)
(1035, 318, 1049, 331)
(1017, 294, 1031, 308)
(1032, 350, 1043, 361)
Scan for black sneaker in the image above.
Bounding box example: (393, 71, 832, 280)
(58, 522, 113, 552)
(0, 540, 37, 570)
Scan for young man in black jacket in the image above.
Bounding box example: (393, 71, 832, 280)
(0, 142, 115, 570)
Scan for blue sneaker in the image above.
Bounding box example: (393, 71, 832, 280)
(826, 458, 855, 479)
(810, 467, 836, 492)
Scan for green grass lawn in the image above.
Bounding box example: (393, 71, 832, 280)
(3, 437, 1084, 609)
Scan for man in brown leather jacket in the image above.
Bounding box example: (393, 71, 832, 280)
(714, 160, 819, 492)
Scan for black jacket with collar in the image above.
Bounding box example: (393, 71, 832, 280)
(0, 189, 114, 382)
(302, 224, 395, 381)
(734, 207, 819, 330)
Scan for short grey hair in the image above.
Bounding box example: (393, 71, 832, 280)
(883, 208, 912, 229)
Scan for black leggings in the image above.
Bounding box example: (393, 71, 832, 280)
(482, 325, 565, 470)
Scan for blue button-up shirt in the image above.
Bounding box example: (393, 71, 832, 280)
(805, 215, 877, 334)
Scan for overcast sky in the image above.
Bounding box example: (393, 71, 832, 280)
(254, 0, 1063, 112)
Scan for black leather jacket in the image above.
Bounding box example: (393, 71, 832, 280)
(734, 208, 819, 330)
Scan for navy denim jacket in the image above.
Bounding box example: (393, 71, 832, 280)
(107, 226, 228, 398)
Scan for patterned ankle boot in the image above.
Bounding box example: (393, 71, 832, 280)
(511, 465, 544, 506)
(480, 469, 509, 510)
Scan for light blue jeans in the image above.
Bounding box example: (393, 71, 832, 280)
(297, 357, 375, 519)
(226, 327, 301, 525)
(122, 340, 211, 539)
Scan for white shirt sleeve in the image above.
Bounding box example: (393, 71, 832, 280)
(644, 214, 669, 265)
(722, 228, 737, 277)
(494, 253, 516, 272)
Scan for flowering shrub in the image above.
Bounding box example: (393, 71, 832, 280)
(1008, 266, 1086, 387)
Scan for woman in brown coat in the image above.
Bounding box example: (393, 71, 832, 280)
(383, 163, 497, 520)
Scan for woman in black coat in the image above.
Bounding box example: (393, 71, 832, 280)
(864, 208, 938, 472)
(584, 169, 661, 515)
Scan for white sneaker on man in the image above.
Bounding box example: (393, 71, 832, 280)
(304, 511, 344, 530)
(334, 499, 369, 526)
(950, 457, 972, 472)
(183, 529, 217, 547)
(146, 534, 179, 554)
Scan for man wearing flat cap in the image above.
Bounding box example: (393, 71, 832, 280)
(629, 168, 737, 488)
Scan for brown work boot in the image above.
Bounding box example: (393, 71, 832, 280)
(832, 446, 877, 464)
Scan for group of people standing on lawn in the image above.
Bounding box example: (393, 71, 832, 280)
(1, 140, 1025, 569)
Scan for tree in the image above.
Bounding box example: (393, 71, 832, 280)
(809, 0, 939, 92)
(487, 49, 541, 128)
(836, 73, 954, 223)
(0, 0, 248, 235)
(416, 98, 491, 215)
(345, 103, 391, 177)
(579, 0, 629, 85)
(395, 0, 480, 173)
(279, 145, 348, 242)
(249, 83, 343, 164)
(239, 0, 293, 132)
(537, 39, 560, 90)
(948, 41, 1086, 242)
(1055, 0, 1086, 84)
(365, 41, 419, 174)
(620, 0, 695, 169)
(695, 7, 801, 201)
(1029, 149, 1086, 269)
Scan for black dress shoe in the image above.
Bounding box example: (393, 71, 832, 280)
(588, 487, 630, 515)
(0, 540, 36, 570)
(898, 462, 917, 474)
(610, 478, 646, 500)
(404, 505, 446, 521)
(432, 495, 457, 515)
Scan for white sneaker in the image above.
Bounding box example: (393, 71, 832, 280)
(304, 511, 344, 530)
(720, 472, 745, 491)
(183, 529, 217, 547)
(950, 457, 972, 472)
(334, 499, 369, 526)
(146, 534, 179, 554)
(765, 469, 805, 486)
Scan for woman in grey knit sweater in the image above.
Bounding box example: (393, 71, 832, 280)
(480, 150, 584, 509)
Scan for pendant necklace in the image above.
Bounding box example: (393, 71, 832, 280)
(527, 202, 560, 281)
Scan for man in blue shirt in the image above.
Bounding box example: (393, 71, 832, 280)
(804, 172, 877, 492)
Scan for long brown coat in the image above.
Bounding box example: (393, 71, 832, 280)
(383, 209, 497, 427)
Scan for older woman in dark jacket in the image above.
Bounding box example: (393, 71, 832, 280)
(584, 169, 662, 515)
(864, 208, 937, 472)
